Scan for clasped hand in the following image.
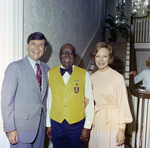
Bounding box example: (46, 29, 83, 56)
(116, 130, 125, 146)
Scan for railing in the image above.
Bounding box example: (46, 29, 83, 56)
(130, 17, 150, 98)
(129, 12, 150, 148)
(132, 11, 150, 43)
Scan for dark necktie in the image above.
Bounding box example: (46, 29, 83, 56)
(36, 63, 42, 90)
(60, 67, 72, 76)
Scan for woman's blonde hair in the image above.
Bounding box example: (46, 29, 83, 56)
(90, 42, 115, 64)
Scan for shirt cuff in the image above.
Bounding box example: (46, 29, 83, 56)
(83, 120, 92, 129)
(119, 123, 126, 129)
(46, 118, 51, 127)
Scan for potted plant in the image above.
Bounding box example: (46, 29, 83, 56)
(105, 14, 130, 42)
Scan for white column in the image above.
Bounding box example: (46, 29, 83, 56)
(0, 0, 23, 147)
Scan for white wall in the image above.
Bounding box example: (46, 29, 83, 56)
(0, 0, 23, 147)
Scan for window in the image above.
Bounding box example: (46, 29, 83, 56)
(132, 0, 148, 16)
(116, 0, 127, 23)
(116, 0, 125, 19)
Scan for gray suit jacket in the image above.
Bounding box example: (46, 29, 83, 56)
(1, 56, 49, 143)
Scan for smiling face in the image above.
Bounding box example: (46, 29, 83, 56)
(95, 48, 110, 71)
(27, 39, 47, 62)
(59, 44, 76, 69)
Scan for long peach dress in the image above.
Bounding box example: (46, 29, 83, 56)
(89, 67, 132, 148)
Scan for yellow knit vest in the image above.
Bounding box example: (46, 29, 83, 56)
(48, 65, 86, 124)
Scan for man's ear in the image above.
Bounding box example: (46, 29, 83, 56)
(44, 46, 47, 52)
(26, 43, 29, 50)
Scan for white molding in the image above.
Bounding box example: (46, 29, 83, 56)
(0, 1, 23, 147)
(5, 0, 23, 62)
(135, 43, 150, 49)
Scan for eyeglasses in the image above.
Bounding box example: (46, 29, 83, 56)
(60, 50, 75, 56)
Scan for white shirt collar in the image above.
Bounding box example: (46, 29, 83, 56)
(28, 56, 40, 68)
(61, 65, 74, 70)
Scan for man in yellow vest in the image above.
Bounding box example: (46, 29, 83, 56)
(46, 43, 94, 148)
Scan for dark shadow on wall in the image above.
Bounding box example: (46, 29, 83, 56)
(109, 57, 125, 75)
(74, 54, 81, 66)
(44, 134, 50, 148)
(40, 41, 52, 64)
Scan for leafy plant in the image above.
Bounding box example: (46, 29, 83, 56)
(105, 14, 130, 42)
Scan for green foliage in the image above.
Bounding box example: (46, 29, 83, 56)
(105, 14, 130, 41)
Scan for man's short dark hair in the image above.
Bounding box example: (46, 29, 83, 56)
(27, 32, 47, 47)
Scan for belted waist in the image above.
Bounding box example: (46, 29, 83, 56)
(95, 104, 118, 113)
(93, 104, 118, 127)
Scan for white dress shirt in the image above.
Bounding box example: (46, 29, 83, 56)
(27, 56, 43, 90)
(27, 56, 40, 74)
(46, 65, 94, 129)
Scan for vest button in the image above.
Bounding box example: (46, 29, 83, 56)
(65, 88, 67, 90)
(64, 96, 66, 98)
(64, 114, 66, 116)
(64, 105, 66, 107)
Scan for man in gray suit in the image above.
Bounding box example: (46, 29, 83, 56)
(1, 32, 49, 148)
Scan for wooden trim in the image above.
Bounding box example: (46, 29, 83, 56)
(132, 11, 150, 19)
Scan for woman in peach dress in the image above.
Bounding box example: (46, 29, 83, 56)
(88, 42, 132, 148)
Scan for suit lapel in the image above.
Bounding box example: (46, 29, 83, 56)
(23, 56, 48, 102)
(40, 62, 48, 102)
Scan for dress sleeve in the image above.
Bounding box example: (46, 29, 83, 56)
(117, 75, 133, 127)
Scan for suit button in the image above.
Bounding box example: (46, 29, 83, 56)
(41, 108, 43, 114)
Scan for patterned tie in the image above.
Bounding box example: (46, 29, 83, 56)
(36, 63, 42, 90)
